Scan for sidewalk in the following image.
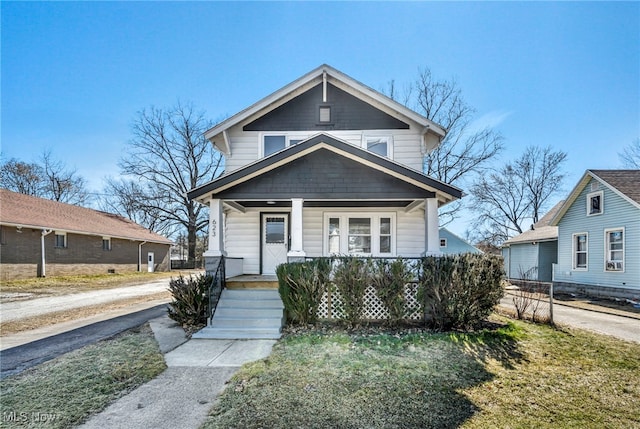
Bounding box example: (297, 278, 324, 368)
(78, 315, 276, 429)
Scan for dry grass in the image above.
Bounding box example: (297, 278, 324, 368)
(205, 316, 640, 429)
(0, 291, 171, 336)
(0, 271, 194, 298)
(0, 324, 166, 429)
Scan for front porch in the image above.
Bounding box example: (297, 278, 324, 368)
(226, 274, 278, 289)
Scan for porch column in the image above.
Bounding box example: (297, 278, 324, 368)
(204, 198, 226, 257)
(287, 198, 306, 262)
(424, 197, 441, 256)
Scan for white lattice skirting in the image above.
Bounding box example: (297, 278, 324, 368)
(317, 283, 422, 321)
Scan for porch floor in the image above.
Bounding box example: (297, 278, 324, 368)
(226, 275, 279, 289)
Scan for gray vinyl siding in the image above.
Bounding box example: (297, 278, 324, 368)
(555, 177, 640, 290)
(224, 210, 261, 274)
(538, 241, 558, 282)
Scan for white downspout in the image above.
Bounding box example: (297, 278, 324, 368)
(138, 241, 147, 272)
(41, 229, 53, 277)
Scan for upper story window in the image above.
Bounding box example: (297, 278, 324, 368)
(587, 191, 603, 216)
(55, 232, 67, 248)
(262, 134, 309, 157)
(573, 232, 587, 270)
(605, 228, 624, 272)
(364, 136, 392, 158)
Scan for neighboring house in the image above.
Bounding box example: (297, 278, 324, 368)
(0, 189, 172, 280)
(439, 227, 482, 255)
(501, 201, 563, 283)
(187, 64, 462, 277)
(549, 170, 640, 299)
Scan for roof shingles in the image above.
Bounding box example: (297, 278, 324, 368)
(0, 189, 171, 244)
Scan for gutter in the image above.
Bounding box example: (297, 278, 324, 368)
(138, 241, 147, 272)
(40, 229, 53, 277)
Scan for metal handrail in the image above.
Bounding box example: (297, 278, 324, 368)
(207, 256, 226, 324)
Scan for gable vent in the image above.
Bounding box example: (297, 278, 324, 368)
(590, 182, 600, 191)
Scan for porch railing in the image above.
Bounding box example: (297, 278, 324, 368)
(206, 256, 226, 324)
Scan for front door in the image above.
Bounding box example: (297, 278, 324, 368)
(262, 214, 288, 275)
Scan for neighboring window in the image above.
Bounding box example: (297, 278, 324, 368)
(605, 229, 624, 272)
(319, 106, 331, 123)
(325, 213, 394, 256)
(55, 232, 67, 248)
(573, 233, 588, 270)
(587, 191, 603, 216)
(0, 226, 5, 245)
(364, 136, 391, 157)
(440, 238, 447, 248)
(264, 135, 286, 156)
(102, 237, 111, 251)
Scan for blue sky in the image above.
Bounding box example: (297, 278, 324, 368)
(2, 1, 638, 236)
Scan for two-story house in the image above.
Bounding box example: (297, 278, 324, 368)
(187, 65, 463, 338)
(188, 65, 462, 278)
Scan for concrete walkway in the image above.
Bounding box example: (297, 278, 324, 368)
(78, 315, 276, 429)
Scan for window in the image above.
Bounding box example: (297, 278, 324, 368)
(55, 232, 67, 248)
(587, 191, 603, 216)
(328, 217, 340, 254)
(605, 229, 624, 272)
(265, 217, 286, 244)
(102, 237, 111, 251)
(262, 134, 309, 156)
(319, 106, 331, 123)
(325, 213, 395, 256)
(573, 233, 588, 270)
(364, 136, 392, 157)
(348, 218, 371, 254)
(264, 135, 286, 156)
(440, 238, 447, 248)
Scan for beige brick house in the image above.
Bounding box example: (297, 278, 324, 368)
(0, 189, 171, 280)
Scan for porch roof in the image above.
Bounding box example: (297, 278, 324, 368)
(188, 133, 462, 207)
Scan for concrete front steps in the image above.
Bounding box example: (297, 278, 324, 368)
(192, 289, 284, 340)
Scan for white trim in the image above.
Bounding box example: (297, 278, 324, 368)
(586, 190, 603, 216)
(323, 212, 396, 257)
(604, 227, 625, 273)
(572, 232, 588, 271)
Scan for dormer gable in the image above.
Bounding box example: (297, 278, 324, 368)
(205, 64, 445, 157)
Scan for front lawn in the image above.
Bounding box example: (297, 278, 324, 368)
(205, 317, 640, 429)
(0, 324, 166, 429)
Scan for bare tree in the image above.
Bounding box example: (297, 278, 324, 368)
(514, 146, 567, 224)
(106, 103, 223, 265)
(385, 68, 503, 225)
(1, 152, 88, 205)
(619, 138, 640, 169)
(0, 158, 44, 195)
(469, 146, 567, 245)
(41, 150, 89, 205)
